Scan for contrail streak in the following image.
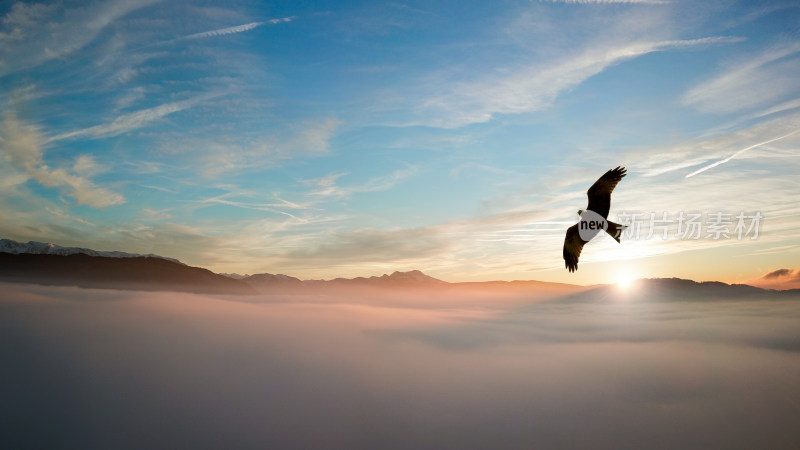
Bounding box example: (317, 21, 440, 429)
(685, 128, 800, 178)
(184, 17, 293, 40)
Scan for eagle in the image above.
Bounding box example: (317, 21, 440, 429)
(563, 166, 627, 272)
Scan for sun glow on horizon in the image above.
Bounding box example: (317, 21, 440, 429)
(617, 274, 636, 290)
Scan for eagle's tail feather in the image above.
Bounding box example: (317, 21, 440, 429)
(606, 221, 626, 243)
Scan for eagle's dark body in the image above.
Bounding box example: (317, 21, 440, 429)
(563, 167, 627, 272)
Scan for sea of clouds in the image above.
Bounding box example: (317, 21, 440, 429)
(2, 282, 799, 449)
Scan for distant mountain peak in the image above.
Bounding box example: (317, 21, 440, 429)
(390, 269, 424, 276)
(382, 270, 443, 283)
(220, 273, 249, 279)
(245, 273, 303, 284)
(239, 269, 446, 293)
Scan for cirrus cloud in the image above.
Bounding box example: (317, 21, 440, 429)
(0, 113, 125, 208)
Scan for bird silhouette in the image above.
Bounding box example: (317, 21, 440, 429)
(563, 166, 627, 272)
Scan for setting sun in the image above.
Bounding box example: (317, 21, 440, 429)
(617, 274, 635, 289)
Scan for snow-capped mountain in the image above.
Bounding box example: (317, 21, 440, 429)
(0, 239, 182, 264)
(0, 239, 253, 294)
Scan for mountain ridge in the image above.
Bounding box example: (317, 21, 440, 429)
(2, 238, 797, 299)
(552, 277, 800, 303)
(0, 239, 182, 264)
(0, 252, 254, 295)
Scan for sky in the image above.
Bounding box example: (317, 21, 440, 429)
(1, 0, 799, 284)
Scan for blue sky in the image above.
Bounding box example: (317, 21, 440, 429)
(1, 0, 799, 283)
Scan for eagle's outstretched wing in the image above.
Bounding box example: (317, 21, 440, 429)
(563, 223, 585, 273)
(587, 166, 626, 218)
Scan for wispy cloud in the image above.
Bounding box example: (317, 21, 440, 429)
(685, 128, 800, 178)
(45, 206, 95, 226)
(304, 172, 349, 197)
(141, 208, 174, 221)
(188, 118, 340, 177)
(0, 0, 163, 75)
(0, 2, 55, 42)
(48, 94, 219, 142)
(199, 194, 306, 221)
(306, 166, 417, 199)
(627, 110, 800, 178)
(283, 118, 340, 157)
(0, 114, 125, 208)
(183, 17, 293, 40)
(139, 184, 175, 194)
(417, 36, 741, 128)
(751, 97, 800, 119)
(682, 43, 800, 115)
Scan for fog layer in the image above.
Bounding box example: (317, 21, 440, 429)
(2, 282, 799, 449)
